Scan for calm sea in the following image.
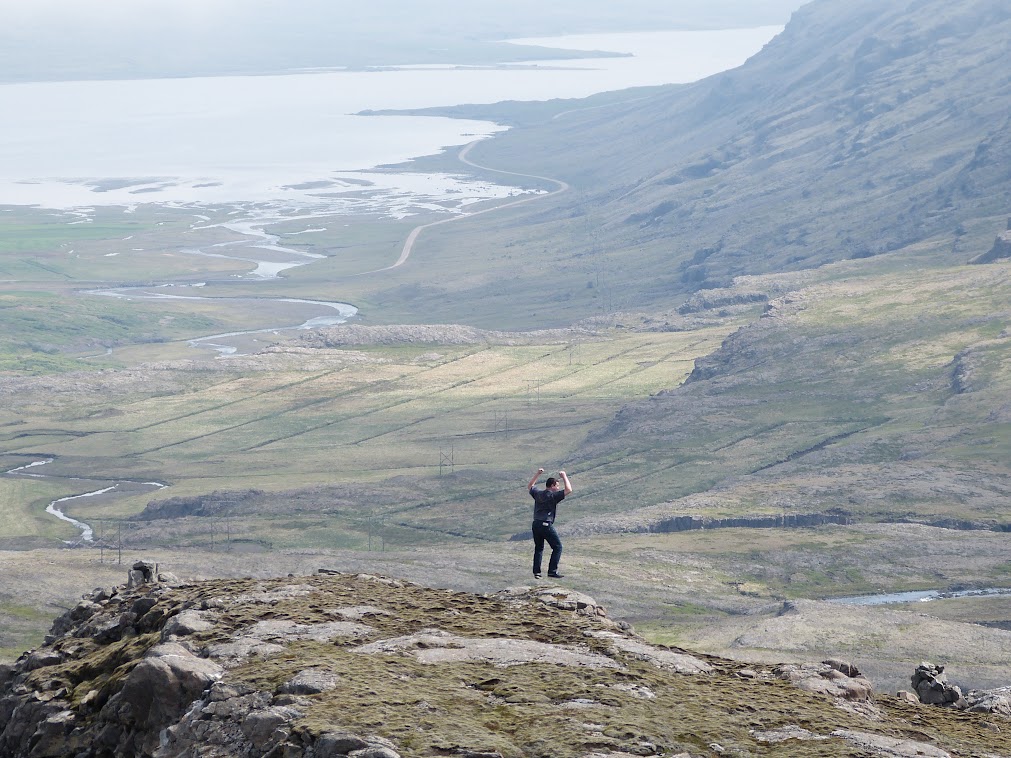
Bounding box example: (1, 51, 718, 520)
(0, 27, 780, 210)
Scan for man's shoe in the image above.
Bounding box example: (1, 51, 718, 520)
(533, 573, 542, 579)
(547, 572, 565, 578)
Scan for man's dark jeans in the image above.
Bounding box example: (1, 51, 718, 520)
(532, 520, 562, 575)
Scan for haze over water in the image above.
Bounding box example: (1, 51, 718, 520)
(0, 27, 780, 210)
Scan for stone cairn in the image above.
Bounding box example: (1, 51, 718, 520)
(910, 662, 964, 707)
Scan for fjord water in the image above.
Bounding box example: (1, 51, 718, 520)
(0, 27, 780, 209)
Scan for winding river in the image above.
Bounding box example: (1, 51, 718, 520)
(6, 459, 166, 544)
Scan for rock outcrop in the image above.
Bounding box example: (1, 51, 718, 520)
(968, 222, 1011, 264)
(2, 569, 1011, 757)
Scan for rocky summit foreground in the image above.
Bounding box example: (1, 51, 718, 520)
(1, 568, 1009, 758)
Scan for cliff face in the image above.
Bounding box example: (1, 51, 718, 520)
(2, 566, 1010, 758)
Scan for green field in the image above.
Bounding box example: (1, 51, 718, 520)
(2, 197, 1010, 552)
(1, 322, 739, 546)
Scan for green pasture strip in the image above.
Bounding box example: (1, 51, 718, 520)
(0, 477, 85, 541)
(128, 353, 488, 456)
(0, 288, 217, 357)
(33, 369, 370, 459)
(0, 218, 139, 257)
(113, 348, 495, 456)
(240, 336, 712, 457)
(129, 373, 354, 435)
(246, 348, 565, 452)
(357, 335, 716, 430)
(0, 351, 115, 375)
(0, 433, 92, 454)
(109, 369, 351, 433)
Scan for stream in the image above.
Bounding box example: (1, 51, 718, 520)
(829, 587, 1011, 606)
(87, 284, 358, 356)
(6, 459, 166, 545)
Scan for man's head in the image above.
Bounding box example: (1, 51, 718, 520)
(545, 477, 558, 489)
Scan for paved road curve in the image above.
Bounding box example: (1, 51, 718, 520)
(359, 140, 570, 274)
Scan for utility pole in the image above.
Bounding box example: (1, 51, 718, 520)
(526, 380, 540, 405)
(568, 343, 581, 366)
(439, 445, 455, 476)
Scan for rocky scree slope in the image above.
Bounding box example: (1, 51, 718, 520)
(2, 567, 1011, 757)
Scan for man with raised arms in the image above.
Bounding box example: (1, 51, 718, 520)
(527, 467, 573, 579)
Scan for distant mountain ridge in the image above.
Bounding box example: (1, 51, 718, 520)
(0, 0, 803, 83)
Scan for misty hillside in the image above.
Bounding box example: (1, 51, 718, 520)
(0, 0, 803, 83)
(454, 0, 1011, 301)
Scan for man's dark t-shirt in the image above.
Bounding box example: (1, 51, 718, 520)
(530, 487, 565, 523)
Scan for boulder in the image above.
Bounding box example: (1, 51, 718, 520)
(127, 560, 157, 589)
(963, 686, 1011, 716)
(22, 650, 63, 672)
(162, 609, 215, 638)
(279, 668, 341, 696)
(241, 706, 300, 750)
(102, 643, 223, 731)
(775, 661, 873, 701)
(314, 731, 371, 755)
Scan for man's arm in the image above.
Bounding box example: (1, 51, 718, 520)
(559, 470, 573, 495)
(527, 467, 544, 490)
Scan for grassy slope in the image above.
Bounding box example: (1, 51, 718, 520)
(376, 0, 1011, 325)
(570, 250, 1011, 529)
(0, 320, 743, 549)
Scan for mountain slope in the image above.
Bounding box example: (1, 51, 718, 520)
(435, 0, 1011, 311)
(566, 255, 1011, 530)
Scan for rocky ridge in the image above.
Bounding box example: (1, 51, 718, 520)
(2, 565, 1011, 757)
(970, 220, 1011, 265)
